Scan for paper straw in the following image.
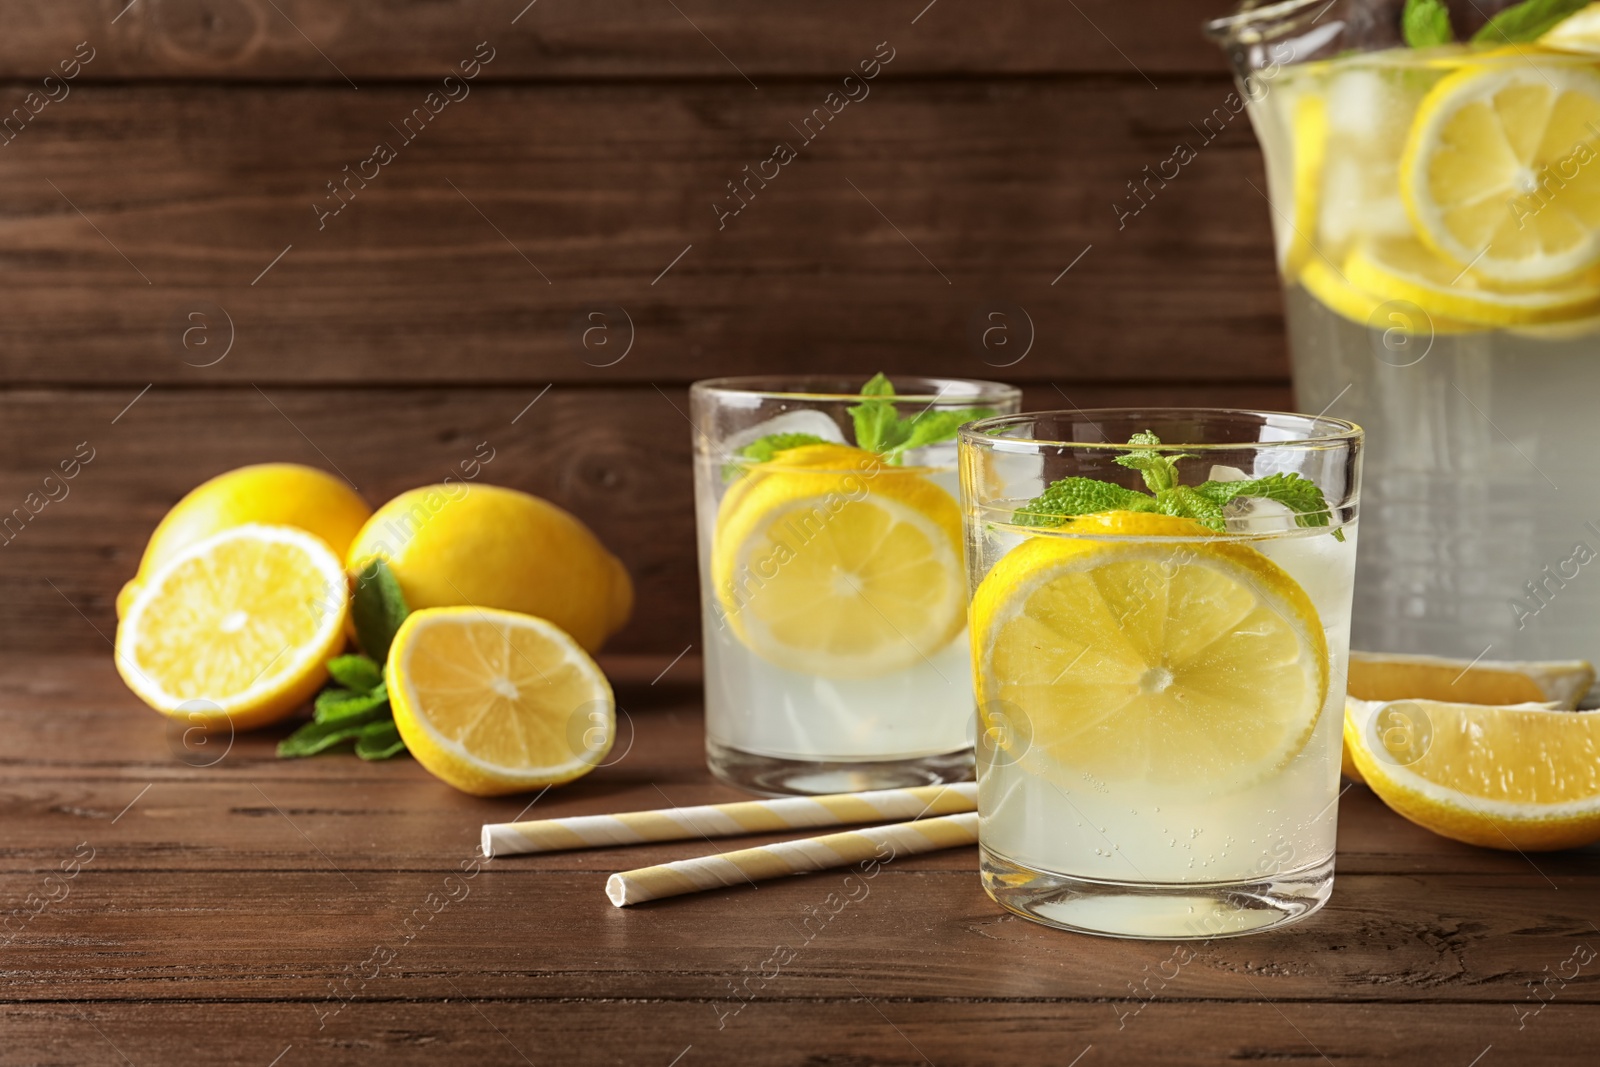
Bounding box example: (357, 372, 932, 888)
(605, 811, 979, 907)
(482, 781, 976, 858)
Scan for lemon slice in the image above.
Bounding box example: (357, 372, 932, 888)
(970, 511, 1329, 789)
(1346, 237, 1600, 324)
(115, 524, 349, 730)
(387, 606, 614, 796)
(711, 444, 965, 679)
(1401, 61, 1600, 284)
(1541, 3, 1600, 55)
(1345, 697, 1600, 850)
(1298, 255, 1479, 334)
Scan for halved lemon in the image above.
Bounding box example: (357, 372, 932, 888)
(970, 511, 1329, 789)
(1345, 697, 1600, 850)
(115, 524, 349, 730)
(387, 606, 614, 796)
(1401, 61, 1600, 284)
(1345, 237, 1600, 325)
(711, 444, 965, 678)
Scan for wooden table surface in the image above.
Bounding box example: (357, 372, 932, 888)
(4, 654, 1597, 1066)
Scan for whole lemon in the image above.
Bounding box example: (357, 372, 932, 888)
(346, 484, 632, 653)
(117, 464, 372, 618)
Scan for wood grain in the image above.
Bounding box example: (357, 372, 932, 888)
(0, 383, 1294, 654)
(0, 80, 1281, 386)
(0, 1, 1231, 81)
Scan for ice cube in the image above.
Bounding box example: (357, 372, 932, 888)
(723, 409, 847, 453)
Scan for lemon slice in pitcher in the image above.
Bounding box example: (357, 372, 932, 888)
(711, 444, 965, 679)
(1401, 61, 1600, 284)
(971, 512, 1328, 790)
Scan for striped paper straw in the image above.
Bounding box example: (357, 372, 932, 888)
(606, 811, 979, 907)
(482, 781, 976, 858)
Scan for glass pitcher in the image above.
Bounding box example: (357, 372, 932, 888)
(1206, 0, 1600, 665)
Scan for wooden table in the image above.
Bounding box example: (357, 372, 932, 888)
(4, 655, 1597, 1065)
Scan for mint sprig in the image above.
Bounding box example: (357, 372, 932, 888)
(279, 559, 412, 762)
(1013, 431, 1344, 540)
(1402, 0, 1455, 46)
(1471, 0, 1588, 43)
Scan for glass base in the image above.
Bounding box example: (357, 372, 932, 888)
(980, 846, 1334, 940)
(706, 740, 974, 796)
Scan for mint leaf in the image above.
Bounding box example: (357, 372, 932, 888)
(848, 373, 913, 456)
(354, 719, 407, 761)
(351, 558, 410, 663)
(1472, 0, 1588, 42)
(1013, 477, 1157, 528)
(277, 707, 389, 758)
(1155, 485, 1226, 531)
(1113, 431, 1193, 493)
(898, 407, 997, 454)
(1403, 0, 1455, 46)
(327, 654, 383, 693)
(313, 684, 389, 724)
(1193, 472, 1344, 540)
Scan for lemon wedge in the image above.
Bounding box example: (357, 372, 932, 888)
(1348, 650, 1594, 707)
(1345, 237, 1600, 325)
(115, 524, 349, 730)
(387, 606, 614, 796)
(970, 512, 1329, 789)
(1345, 697, 1600, 850)
(711, 444, 965, 679)
(1401, 60, 1600, 284)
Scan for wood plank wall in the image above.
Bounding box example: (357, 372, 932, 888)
(0, 0, 1287, 656)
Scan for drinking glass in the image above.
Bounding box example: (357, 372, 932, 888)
(1208, 2, 1600, 662)
(691, 375, 1022, 795)
(960, 409, 1361, 937)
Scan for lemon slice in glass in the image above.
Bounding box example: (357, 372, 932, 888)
(1345, 236, 1600, 325)
(1401, 61, 1600, 284)
(115, 523, 349, 730)
(971, 512, 1328, 790)
(387, 606, 614, 796)
(712, 444, 965, 679)
(1345, 697, 1600, 850)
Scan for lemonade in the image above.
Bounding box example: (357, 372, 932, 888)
(692, 376, 1021, 795)
(1211, 1, 1600, 663)
(960, 411, 1361, 938)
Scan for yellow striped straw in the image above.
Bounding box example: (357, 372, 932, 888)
(606, 811, 979, 907)
(481, 781, 976, 858)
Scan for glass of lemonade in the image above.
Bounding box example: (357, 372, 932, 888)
(692, 375, 1022, 795)
(960, 409, 1362, 938)
(1209, 2, 1600, 662)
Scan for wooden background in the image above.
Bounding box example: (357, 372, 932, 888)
(0, 0, 1289, 658)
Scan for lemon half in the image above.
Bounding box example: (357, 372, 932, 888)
(115, 523, 349, 729)
(387, 606, 615, 796)
(1346, 697, 1600, 850)
(971, 512, 1329, 790)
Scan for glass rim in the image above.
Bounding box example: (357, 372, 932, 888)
(1202, 0, 1325, 40)
(690, 375, 1022, 405)
(959, 407, 1364, 452)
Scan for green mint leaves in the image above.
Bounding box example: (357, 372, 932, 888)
(1014, 431, 1343, 540)
(1472, 0, 1588, 43)
(279, 559, 411, 762)
(732, 372, 996, 475)
(1402, 0, 1455, 47)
